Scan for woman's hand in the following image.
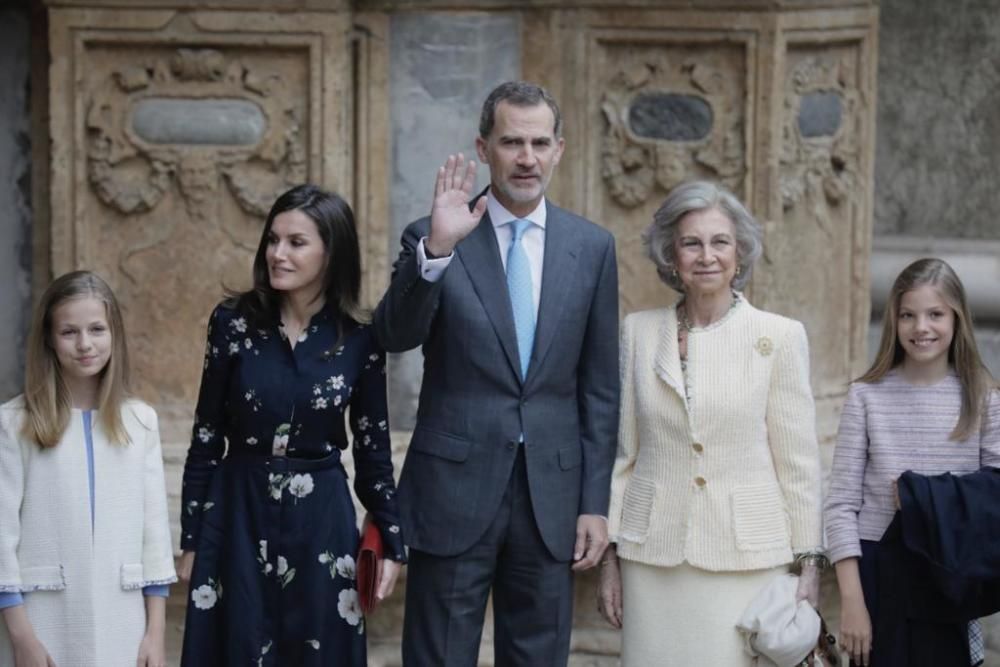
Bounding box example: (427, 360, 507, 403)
(376, 558, 402, 603)
(178, 551, 195, 584)
(137, 593, 166, 667)
(12, 635, 55, 667)
(597, 547, 623, 629)
(839, 593, 872, 666)
(136, 631, 166, 667)
(4, 606, 56, 667)
(795, 562, 820, 607)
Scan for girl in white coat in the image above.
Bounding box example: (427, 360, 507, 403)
(0, 271, 176, 667)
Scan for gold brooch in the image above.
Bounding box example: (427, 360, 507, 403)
(755, 336, 774, 356)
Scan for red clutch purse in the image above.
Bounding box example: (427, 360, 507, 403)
(357, 520, 384, 615)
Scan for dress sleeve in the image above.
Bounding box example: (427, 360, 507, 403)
(607, 313, 638, 543)
(349, 330, 406, 562)
(979, 388, 1000, 469)
(766, 320, 822, 553)
(180, 305, 235, 550)
(140, 407, 178, 586)
(0, 413, 24, 592)
(824, 383, 869, 563)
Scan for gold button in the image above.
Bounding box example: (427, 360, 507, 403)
(694, 476, 706, 487)
(692, 442, 704, 453)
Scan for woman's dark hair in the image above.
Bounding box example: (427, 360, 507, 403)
(229, 184, 365, 334)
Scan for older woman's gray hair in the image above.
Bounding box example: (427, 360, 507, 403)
(642, 180, 763, 292)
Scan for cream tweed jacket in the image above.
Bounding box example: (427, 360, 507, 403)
(0, 396, 176, 667)
(608, 300, 822, 571)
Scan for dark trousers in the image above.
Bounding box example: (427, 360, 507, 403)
(402, 447, 574, 667)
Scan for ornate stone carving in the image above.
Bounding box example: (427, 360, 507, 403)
(600, 46, 747, 209)
(780, 50, 862, 214)
(85, 47, 306, 221)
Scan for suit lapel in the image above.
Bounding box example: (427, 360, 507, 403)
(456, 212, 523, 382)
(654, 307, 688, 410)
(529, 205, 580, 383)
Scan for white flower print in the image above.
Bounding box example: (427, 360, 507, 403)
(255, 640, 272, 667)
(185, 500, 199, 516)
(369, 353, 379, 362)
(192, 578, 222, 610)
(318, 552, 333, 565)
(327, 374, 345, 391)
(246, 436, 258, 446)
(333, 395, 343, 407)
(338, 588, 363, 626)
(298, 331, 309, 343)
(257, 540, 274, 575)
(268, 473, 289, 500)
(378, 419, 387, 432)
(245, 337, 253, 349)
(277, 556, 295, 588)
(306, 639, 320, 650)
(388, 525, 400, 534)
(288, 473, 314, 501)
(273, 423, 291, 457)
(192, 585, 217, 610)
(231, 317, 247, 333)
(357, 416, 370, 431)
(197, 426, 214, 443)
(362, 435, 372, 447)
(228, 341, 240, 355)
(336, 554, 356, 580)
(313, 384, 322, 396)
(312, 397, 328, 410)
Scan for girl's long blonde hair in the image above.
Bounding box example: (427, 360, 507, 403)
(860, 258, 996, 440)
(22, 271, 132, 447)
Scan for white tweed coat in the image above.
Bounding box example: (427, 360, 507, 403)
(608, 300, 822, 571)
(0, 396, 176, 666)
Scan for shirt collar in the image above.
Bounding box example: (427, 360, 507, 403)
(486, 189, 547, 230)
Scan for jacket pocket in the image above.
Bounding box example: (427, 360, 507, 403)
(120, 563, 145, 590)
(731, 484, 790, 551)
(619, 476, 657, 544)
(20, 565, 66, 592)
(558, 446, 582, 470)
(409, 427, 471, 463)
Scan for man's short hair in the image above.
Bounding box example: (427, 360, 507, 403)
(479, 81, 562, 139)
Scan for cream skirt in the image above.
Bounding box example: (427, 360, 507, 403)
(620, 559, 786, 667)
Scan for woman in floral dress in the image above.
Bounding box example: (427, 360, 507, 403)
(178, 185, 405, 666)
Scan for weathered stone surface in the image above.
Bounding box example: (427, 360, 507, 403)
(875, 0, 1000, 240)
(132, 98, 266, 145)
(0, 5, 32, 403)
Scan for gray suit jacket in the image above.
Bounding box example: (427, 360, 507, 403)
(375, 198, 620, 561)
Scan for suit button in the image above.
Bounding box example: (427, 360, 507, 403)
(694, 476, 707, 487)
(692, 442, 704, 453)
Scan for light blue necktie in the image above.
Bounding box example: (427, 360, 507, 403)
(506, 219, 536, 379)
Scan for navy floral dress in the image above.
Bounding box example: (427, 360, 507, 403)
(180, 301, 405, 666)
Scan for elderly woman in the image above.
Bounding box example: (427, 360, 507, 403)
(598, 181, 824, 665)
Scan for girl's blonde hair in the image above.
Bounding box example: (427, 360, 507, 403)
(22, 271, 132, 447)
(860, 257, 996, 440)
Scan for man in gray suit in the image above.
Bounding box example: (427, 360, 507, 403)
(375, 81, 619, 666)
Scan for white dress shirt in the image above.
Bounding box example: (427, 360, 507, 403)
(417, 190, 546, 315)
